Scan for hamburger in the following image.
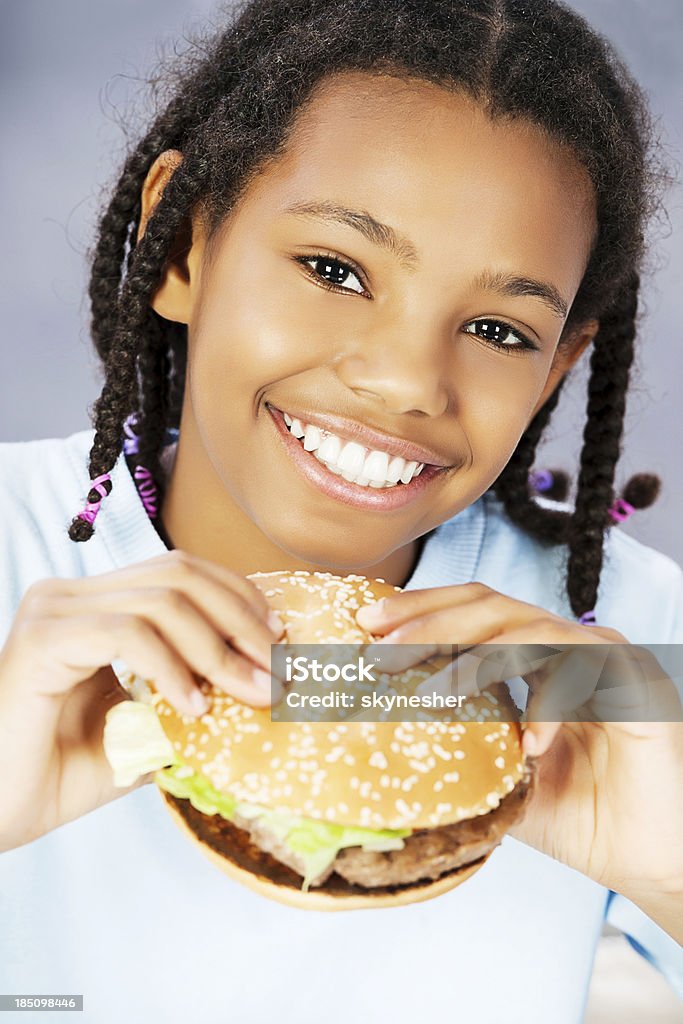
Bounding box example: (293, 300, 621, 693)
(104, 570, 534, 910)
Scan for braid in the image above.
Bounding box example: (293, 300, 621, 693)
(89, 135, 168, 364)
(491, 377, 569, 542)
(565, 272, 642, 617)
(69, 156, 208, 541)
(499, 272, 661, 619)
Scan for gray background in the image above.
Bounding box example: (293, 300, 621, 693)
(1, 0, 682, 565)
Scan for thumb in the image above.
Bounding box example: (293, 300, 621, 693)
(521, 721, 562, 758)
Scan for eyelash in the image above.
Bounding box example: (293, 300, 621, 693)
(294, 252, 539, 355)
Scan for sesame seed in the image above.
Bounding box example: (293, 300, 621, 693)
(433, 744, 452, 761)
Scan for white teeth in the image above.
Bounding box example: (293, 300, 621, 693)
(363, 450, 390, 484)
(316, 434, 343, 464)
(302, 424, 322, 451)
(337, 441, 367, 477)
(281, 411, 427, 486)
(400, 460, 419, 485)
(386, 455, 406, 483)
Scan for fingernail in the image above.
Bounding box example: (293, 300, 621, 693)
(268, 610, 284, 635)
(190, 689, 210, 716)
(522, 730, 538, 757)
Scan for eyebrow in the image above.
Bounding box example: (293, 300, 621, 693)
(282, 199, 569, 321)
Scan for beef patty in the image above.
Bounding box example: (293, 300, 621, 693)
(162, 766, 533, 893)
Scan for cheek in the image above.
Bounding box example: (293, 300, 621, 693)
(454, 350, 547, 445)
(188, 249, 335, 390)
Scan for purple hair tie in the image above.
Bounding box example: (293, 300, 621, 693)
(134, 465, 158, 519)
(579, 610, 597, 626)
(78, 473, 112, 525)
(529, 469, 554, 493)
(608, 497, 635, 523)
(123, 414, 140, 455)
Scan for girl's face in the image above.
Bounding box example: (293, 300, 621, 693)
(149, 72, 598, 581)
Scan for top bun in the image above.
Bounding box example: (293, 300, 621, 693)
(151, 570, 525, 831)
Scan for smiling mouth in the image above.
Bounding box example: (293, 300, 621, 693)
(267, 404, 451, 511)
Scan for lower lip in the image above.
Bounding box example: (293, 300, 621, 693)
(266, 404, 450, 511)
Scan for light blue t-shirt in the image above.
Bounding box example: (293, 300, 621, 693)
(0, 429, 681, 1023)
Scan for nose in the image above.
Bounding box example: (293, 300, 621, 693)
(332, 324, 451, 417)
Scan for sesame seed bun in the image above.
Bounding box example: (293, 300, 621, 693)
(154, 570, 532, 907)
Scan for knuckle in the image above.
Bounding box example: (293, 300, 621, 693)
(602, 627, 627, 644)
(146, 586, 186, 613)
(108, 612, 150, 641)
(166, 549, 193, 574)
(23, 578, 62, 609)
(220, 589, 252, 622)
(468, 582, 492, 599)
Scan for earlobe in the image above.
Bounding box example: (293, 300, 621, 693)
(137, 149, 203, 325)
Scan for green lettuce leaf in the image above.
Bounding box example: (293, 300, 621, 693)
(155, 761, 411, 890)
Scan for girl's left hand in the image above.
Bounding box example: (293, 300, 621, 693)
(355, 583, 683, 901)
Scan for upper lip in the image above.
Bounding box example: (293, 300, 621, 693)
(269, 403, 453, 467)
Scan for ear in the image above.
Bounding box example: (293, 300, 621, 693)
(137, 149, 205, 324)
(530, 319, 600, 418)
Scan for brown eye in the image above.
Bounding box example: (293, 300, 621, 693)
(463, 319, 538, 354)
(296, 254, 366, 296)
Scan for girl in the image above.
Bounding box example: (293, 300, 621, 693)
(1, 0, 682, 1021)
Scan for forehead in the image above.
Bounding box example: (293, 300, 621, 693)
(232, 71, 597, 284)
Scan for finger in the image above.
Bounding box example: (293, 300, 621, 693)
(521, 721, 562, 757)
(55, 587, 284, 704)
(31, 613, 211, 717)
(51, 577, 285, 681)
(71, 551, 286, 636)
(355, 583, 491, 633)
(364, 641, 452, 674)
(361, 596, 544, 651)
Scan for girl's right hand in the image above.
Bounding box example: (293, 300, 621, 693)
(0, 549, 286, 851)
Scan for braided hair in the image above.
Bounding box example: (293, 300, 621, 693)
(69, 0, 670, 620)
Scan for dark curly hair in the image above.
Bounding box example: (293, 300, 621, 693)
(69, 0, 670, 620)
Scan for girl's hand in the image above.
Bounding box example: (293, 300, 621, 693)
(0, 549, 285, 851)
(355, 583, 683, 902)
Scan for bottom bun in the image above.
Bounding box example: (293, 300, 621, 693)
(159, 789, 494, 911)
